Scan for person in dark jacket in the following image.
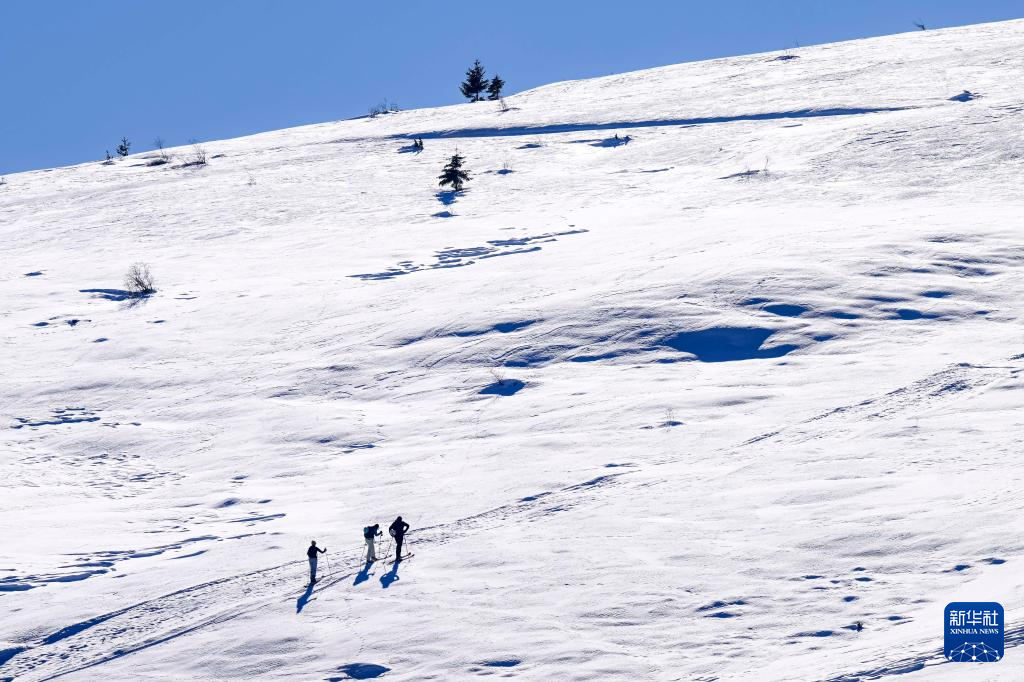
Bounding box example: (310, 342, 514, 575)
(389, 516, 410, 560)
(363, 523, 382, 561)
(307, 540, 326, 584)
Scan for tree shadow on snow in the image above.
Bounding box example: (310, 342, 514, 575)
(436, 190, 459, 206)
(432, 190, 462, 218)
(80, 288, 133, 302)
(80, 288, 153, 309)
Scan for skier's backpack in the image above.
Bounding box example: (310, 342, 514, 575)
(363, 526, 372, 539)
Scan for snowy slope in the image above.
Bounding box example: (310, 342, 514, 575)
(2, 18, 1024, 681)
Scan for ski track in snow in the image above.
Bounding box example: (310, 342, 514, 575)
(5, 351, 1022, 680)
(3, 471, 628, 681)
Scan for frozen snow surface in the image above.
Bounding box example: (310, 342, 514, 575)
(2, 18, 1024, 681)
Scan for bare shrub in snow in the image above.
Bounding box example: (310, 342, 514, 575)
(153, 137, 171, 163)
(0, 177, 6, 187)
(369, 98, 399, 118)
(124, 262, 156, 297)
(913, 20, 927, 30)
(183, 140, 207, 167)
(497, 96, 511, 113)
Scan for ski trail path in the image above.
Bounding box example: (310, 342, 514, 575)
(5, 356, 1019, 681)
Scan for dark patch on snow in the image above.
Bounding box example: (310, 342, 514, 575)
(480, 379, 525, 396)
(697, 599, 747, 612)
(719, 169, 766, 180)
(351, 230, 587, 280)
(392, 107, 916, 142)
(763, 304, 808, 317)
(920, 290, 951, 298)
(590, 134, 631, 147)
(661, 327, 799, 362)
(80, 288, 139, 302)
(481, 659, 521, 667)
(824, 310, 860, 319)
(843, 596, 858, 602)
(949, 90, 978, 102)
(435, 189, 459, 207)
(330, 663, 391, 679)
(894, 309, 941, 320)
(13, 407, 100, 429)
(982, 557, 1006, 565)
(24, 271, 43, 277)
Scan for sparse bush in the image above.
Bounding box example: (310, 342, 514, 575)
(497, 96, 511, 113)
(369, 98, 400, 117)
(460, 60, 488, 102)
(438, 152, 470, 191)
(913, 20, 926, 30)
(116, 137, 131, 157)
(184, 140, 207, 167)
(0, 177, 6, 187)
(124, 262, 156, 297)
(246, 172, 257, 186)
(153, 137, 171, 163)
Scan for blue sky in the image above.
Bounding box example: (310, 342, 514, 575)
(1, 1, 1020, 175)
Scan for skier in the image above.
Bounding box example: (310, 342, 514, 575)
(307, 540, 326, 585)
(389, 516, 410, 560)
(363, 523, 382, 561)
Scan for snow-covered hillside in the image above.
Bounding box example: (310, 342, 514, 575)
(2, 18, 1023, 681)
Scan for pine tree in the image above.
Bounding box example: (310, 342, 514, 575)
(115, 137, 131, 157)
(438, 153, 470, 191)
(487, 74, 505, 101)
(460, 60, 488, 102)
